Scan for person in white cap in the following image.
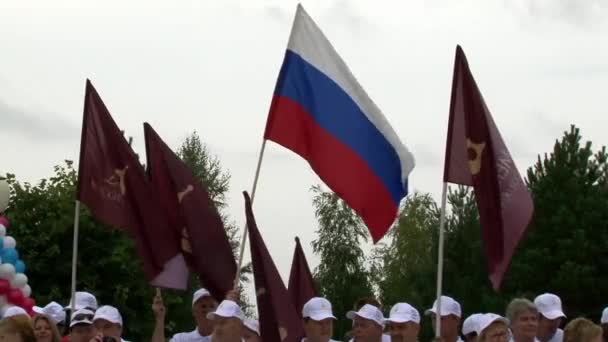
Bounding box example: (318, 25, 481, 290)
(425, 296, 463, 342)
(151, 288, 219, 342)
(534, 294, 565, 342)
(207, 299, 244, 342)
(90, 305, 129, 342)
(69, 308, 96, 342)
(600, 307, 607, 342)
(462, 313, 483, 342)
(385, 303, 420, 342)
(66, 292, 98, 312)
(34, 302, 66, 327)
(3, 306, 29, 319)
(506, 298, 539, 342)
(474, 313, 510, 342)
(346, 304, 385, 342)
(302, 297, 338, 342)
(242, 318, 260, 342)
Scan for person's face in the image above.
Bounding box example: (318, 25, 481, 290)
(93, 319, 121, 338)
(34, 319, 53, 342)
(590, 332, 603, 342)
(242, 327, 261, 342)
(212, 317, 242, 342)
(388, 322, 420, 342)
(304, 318, 333, 342)
(352, 316, 383, 342)
(511, 311, 538, 340)
(431, 314, 460, 338)
(193, 296, 218, 330)
(0, 328, 23, 342)
(69, 324, 96, 342)
(537, 316, 561, 340)
(482, 322, 509, 342)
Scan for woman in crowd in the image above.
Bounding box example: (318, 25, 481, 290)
(33, 315, 61, 342)
(0, 316, 36, 342)
(563, 318, 602, 342)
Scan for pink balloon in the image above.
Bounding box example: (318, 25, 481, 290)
(0, 216, 7, 228)
(7, 288, 23, 306)
(21, 297, 34, 311)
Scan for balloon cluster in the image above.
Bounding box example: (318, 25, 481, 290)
(0, 214, 34, 316)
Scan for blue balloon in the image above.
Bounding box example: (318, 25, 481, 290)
(2, 248, 18, 265)
(14, 260, 25, 273)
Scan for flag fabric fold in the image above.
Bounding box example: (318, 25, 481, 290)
(244, 191, 303, 342)
(76, 80, 179, 284)
(144, 123, 237, 298)
(443, 46, 534, 290)
(288, 236, 317, 317)
(264, 4, 415, 242)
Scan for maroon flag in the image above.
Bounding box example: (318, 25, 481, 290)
(288, 236, 317, 317)
(76, 80, 179, 284)
(244, 192, 304, 342)
(144, 123, 237, 298)
(443, 46, 534, 290)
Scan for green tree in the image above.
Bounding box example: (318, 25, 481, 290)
(508, 125, 608, 317)
(310, 185, 374, 340)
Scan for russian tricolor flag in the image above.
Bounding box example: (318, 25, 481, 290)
(264, 4, 415, 242)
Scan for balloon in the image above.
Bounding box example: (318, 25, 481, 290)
(7, 288, 23, 305)
(21, 297, 34, 311)
(20, 285, 31, 298)
(1, 248, 18, 265)
(0, 216, 8, 227)
(3, 236, 16, 249)
(10, 274, 27, 288)
(0, 280, 9, 294)
(14, 260, 25, 274)
(0, 264, 15, 280)
(0, 180, 9, 213)
(0, 295, 7, 307)
(0, 225, 5, 237)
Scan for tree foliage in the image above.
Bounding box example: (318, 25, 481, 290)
(310, 185, 374, 340)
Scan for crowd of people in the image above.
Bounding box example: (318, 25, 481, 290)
(0, 290, 606, 342)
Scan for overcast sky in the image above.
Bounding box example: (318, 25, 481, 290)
(1, 0, 608, 304)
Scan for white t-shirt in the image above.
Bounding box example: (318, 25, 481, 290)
(170, 329, 211, 342)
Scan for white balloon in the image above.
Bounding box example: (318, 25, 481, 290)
(20, 285, 31, 298)
(0, 295, 7, 307)
(0, 225, 5, 237)
(0, 180, 9, 213)
(0, 264, 16, 280)
(10, 274, 27, 288)
(3, 236, 16, 249)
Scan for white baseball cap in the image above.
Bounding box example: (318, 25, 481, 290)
(303, 297, 336, 321)
(93, 305, 123, 326)
(346, 304, 385, 327)
(244, 318, 260, 336)
(462, 313, 483, 335)
(192, 288, 212, 306)
(34, 302, 66, 324)
(70, 308, 95, 328)
(207, 300, 244, 321)
(386, 303, 420, 324)
(3, 306, 29, 318)
(534, 294, 565, 320)
(425, 296, 462, 318)
(601, 307, 608, 324)
(474, 313, 509, 335)
(66, 291, 98, 311)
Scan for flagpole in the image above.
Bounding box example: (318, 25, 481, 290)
(435, 182, 448, 338)
(69, 200, 81, 314)
(234, 140, 267, 287)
